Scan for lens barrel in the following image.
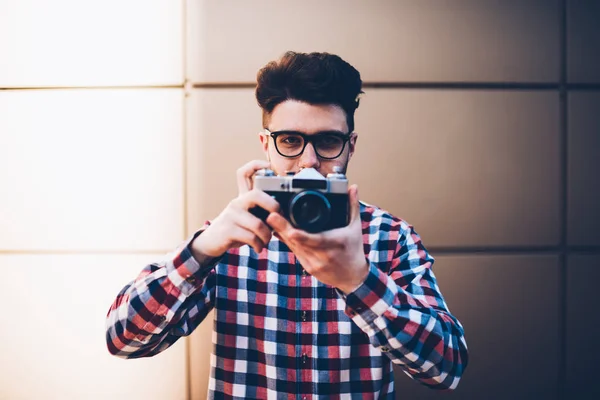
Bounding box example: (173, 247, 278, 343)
(289, 190, 331, 233)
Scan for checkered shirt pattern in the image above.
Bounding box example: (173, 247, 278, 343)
(106, 202, 468, 399)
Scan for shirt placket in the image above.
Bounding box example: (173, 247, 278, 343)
(297, 259, 313, 400)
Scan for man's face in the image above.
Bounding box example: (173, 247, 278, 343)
(259, 100, 357, 177)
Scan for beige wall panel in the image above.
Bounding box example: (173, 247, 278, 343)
(0, 89, 184, 251)
(186, 89, 267, 399)
(394, 254, 560, 400)
(567, 1, 600, 83)
(349, 89, 561, 248)
(568, 93, 600, 246)
(187, 0, 559, 83)
(566, 254, 600, 399)
(0, 0, 183, 88)
(186, 88, 264, 235)
(0, 254, 186, 400)
(188, 310, 215, 400)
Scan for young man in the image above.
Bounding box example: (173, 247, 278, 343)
(106, 51, 468, 399)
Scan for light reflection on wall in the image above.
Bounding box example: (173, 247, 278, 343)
(0, 1, 188, 399)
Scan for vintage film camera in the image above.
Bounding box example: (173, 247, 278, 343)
(250, 167, 349, 233)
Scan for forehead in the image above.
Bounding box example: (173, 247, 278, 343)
(268, 100, 348, 133)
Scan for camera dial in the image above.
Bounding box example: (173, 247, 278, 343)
(255, 168, 275, 177)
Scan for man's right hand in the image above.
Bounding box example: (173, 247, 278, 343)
(190, 160, 280, 264)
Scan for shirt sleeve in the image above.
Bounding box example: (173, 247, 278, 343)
(105, 225, 219, 359)
(340, 223, 469, 391)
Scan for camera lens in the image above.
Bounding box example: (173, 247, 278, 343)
(289, 190, 331, 233)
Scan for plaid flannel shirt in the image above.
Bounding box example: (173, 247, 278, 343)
(106, 202, 468, 399)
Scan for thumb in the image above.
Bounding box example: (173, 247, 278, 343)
(348, 184, 361, 223)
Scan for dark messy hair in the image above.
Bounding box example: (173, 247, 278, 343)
(255, 51, 363, 133)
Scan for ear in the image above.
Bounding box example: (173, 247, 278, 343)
(348, 132, 358, 159)
(259, 132, 270, 161)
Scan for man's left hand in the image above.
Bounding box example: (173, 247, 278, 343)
(266, 184, 369, 294)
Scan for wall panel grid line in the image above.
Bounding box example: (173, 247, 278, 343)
(0, 85, 185, 90)
(0, 250, 174, 255)
(2, 82, 599, 91)
(182, 2, 192, 399)
(3, 82, 599, 91)
(558, 0, 568, 399)
(190, 82, 600, 90)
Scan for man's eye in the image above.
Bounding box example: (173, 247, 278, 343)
(320, 137, 337, 145)
(317, 136, 342, 147)
(281, 136, 302, 145)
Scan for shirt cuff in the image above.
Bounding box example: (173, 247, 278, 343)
(339, 262, 397, 326)
(165, 229, 223, 296)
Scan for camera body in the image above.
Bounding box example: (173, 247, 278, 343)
(251, 167, 349, 233)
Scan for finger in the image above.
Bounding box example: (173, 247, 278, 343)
(237, 228, 267, 253)
(236, 160, 271, 194)
(348, 184, 361, 224)
(267, 212, 324, 247)
(266, 212, 291, 234)
(229, 223, 268, 253)
(237, 189, 280, 214)
(234, 209, 273, 248)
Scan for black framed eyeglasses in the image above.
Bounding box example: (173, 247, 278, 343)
(264, 129, 352, 160)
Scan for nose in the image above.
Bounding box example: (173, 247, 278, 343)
(298, 142, 320, 169)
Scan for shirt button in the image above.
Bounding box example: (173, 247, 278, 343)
(302, 354, 307, 364)
(302, 268, 307, 276)
(185, 276, 197, 285)
(301, 311, 307, 322)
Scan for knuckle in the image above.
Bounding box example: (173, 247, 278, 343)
(244, 192, 258, 206)
(238, 229, 252, 244)
(260, 229, 272, 243)
(260, 222, 272, 235)
(228, 198, 241, 210)
(288, 231, 301, 241)
(268, 197, 280, 211)
(261, 237, 271, 248)
(239, 191, 255, 205)
(250, 218, 263, 232)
